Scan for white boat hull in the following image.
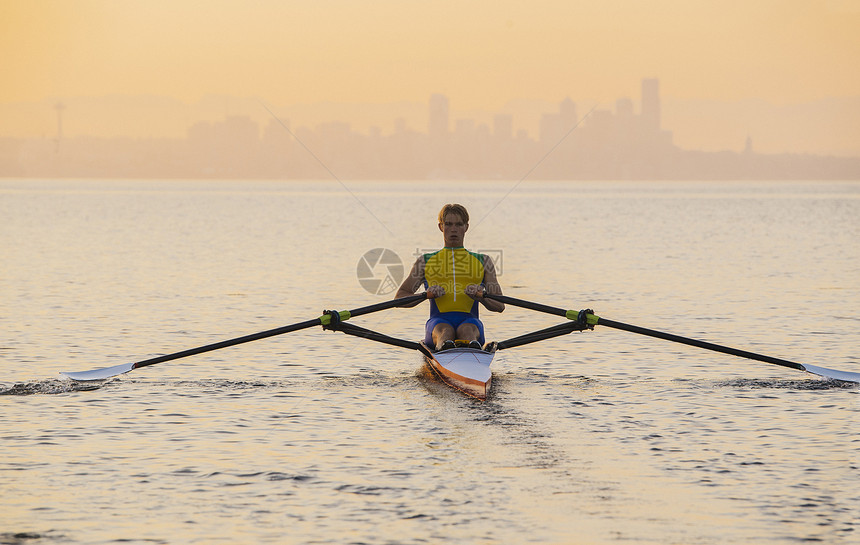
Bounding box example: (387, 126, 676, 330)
(420, 342, 495, 399)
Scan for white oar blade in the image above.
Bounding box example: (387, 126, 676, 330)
(802, 364, 860, 383)
(60, 362, 135, 381)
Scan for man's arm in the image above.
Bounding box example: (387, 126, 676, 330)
(466, 256, 505, 312)
(394, 257, 427, 307)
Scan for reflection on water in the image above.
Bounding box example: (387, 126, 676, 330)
(1, 180, 857, 544)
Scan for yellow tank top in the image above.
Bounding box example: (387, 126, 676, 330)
(423, 247, 486, 316)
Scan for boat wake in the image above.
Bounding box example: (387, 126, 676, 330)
(716, 377, 857, 390)
(0, 373, 418, 397)
(0, 377, 296, 396)
(0, 379, 105, 396)
(0, 531, 65, 544)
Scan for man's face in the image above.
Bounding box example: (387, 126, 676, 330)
(439, 212, 468, 247)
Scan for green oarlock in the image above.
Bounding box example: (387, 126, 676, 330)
(319, 310, 352, 325)
(564, 309, 599, 326)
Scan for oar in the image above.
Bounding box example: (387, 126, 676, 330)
(484, 293, 860, 383)
(60, 293, 428, 381)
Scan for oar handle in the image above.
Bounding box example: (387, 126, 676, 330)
(132, 292, 429, 371)
(346, 292, 427, 319)
(483, 293, 580, 320)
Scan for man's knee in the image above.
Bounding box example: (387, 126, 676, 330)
(456, 322, 479, 339)
(433, 323, 455, 336)
(432, 323, 455, 343)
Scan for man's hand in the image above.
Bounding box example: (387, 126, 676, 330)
(464, 284, 484, 300)
(426, 284, 446, 299)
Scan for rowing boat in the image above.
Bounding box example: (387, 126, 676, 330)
(58, 292, 860, 393)
(419, 341, 495, 400)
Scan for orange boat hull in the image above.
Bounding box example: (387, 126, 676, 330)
(419, 342, 495, 400)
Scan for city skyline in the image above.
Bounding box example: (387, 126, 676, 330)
(3, 78, 858, 180)
(2, 1, 859, 158)
(2, 85, 859, 158)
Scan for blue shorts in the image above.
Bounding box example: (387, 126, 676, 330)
(424, 312, 485, 345)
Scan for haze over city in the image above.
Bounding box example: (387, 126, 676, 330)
(2, 0, 859, 175)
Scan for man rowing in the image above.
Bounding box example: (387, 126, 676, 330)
(395, 203, 505, 351)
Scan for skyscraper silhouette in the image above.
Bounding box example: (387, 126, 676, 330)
(641, 78, 660, 132)
(428, 94, 449, 142)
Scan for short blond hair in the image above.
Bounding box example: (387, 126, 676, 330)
(438, 203, 469, 224)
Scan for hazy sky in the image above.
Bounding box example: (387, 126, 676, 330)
(2, 0, 860, 155)
(4, 0, 859, 105)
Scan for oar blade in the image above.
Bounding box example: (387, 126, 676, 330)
(801, 364, 860, 383)
(60, 362, 135, 381)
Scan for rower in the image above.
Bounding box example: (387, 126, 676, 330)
(395, 203, 505, 351)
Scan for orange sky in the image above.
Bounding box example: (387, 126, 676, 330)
(2, 0, 860, 155)
(3, 0, 859, 107)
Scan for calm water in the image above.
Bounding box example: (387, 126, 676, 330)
(1, 179, 858, 544)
